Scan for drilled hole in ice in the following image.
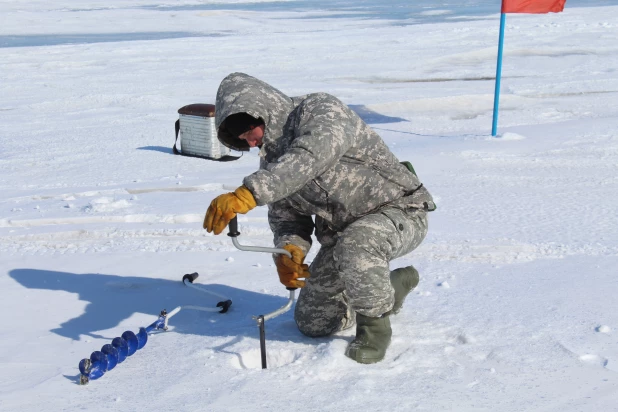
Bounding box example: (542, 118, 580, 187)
(231, 348, 300, 369)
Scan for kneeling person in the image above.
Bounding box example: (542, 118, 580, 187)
(204, 73, 435, 364)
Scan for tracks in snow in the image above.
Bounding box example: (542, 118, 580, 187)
(0, 183, 271, 255)
(1, 183, 616, 259)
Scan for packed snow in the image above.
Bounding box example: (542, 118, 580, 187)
(1, 1, 618, 411)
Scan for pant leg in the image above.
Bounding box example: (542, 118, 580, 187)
(294, 225, 355, 337)
(333, 208, 428, 317)
(294, 208, 428, 335)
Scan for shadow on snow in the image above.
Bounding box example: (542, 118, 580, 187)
(9, 268, 307, 344)
(349, 105, 408, 124)
(0, 32, 227, 48)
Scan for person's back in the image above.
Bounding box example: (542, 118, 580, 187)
(213, 75, 435, 231)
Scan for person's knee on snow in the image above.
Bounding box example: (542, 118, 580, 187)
(295, 289, 354, 337)
(295, 299, 349, 338)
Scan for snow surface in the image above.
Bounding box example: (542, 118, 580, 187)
(1, 1, 618, 411)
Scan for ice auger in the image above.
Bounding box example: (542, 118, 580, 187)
(77, 272, 231, 385)
(78, 216, 295, 384)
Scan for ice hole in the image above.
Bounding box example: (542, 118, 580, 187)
(231, 348, 300, 369)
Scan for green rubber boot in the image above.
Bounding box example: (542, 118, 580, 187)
(389, 265, 419, 315)
(345, 313, 392, 364)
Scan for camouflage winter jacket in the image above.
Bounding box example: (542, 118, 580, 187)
(215, 73, 435, 253)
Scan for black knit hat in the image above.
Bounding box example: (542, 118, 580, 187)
(224, 113, 263, 138)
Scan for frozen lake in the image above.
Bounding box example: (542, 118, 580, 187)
(2, 0, 618, 47)
(1, 1, 618, 410)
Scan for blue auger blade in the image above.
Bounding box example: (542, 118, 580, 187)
(88, 351, 108, 380)
(122, 331, 138, 356)
(112, 337, 128, 363)
(136, 327, 148, 350)
(101, 344, 119, 371)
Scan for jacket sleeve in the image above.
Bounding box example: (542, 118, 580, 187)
(243, 95, 358, 205)
(268, 198, 314, 255)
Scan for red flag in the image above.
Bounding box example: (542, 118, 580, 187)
(502, 0, 566, 13)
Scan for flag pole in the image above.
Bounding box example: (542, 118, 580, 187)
(492, 12, 507, 136)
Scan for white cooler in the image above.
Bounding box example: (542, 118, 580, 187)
(173, 103, 235, 160)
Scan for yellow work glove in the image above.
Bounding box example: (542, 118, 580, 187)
(275, 244, 311, 289)
(204, 186, 257, 235)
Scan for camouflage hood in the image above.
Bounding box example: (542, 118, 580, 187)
(215, 72, 294, 152)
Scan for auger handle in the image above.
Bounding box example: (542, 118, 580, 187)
(182, 272, 199, 284)
(227, 216, 240, 237)
(228, 216, 296, 292)
(226, 215, 300, 370)
(226, 215, 297, 306)
(227, 216, 292, 258)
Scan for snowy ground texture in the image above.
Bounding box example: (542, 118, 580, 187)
(1, 1, 618, 411)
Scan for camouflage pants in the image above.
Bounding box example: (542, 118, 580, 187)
(294, 207, 428, 337)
